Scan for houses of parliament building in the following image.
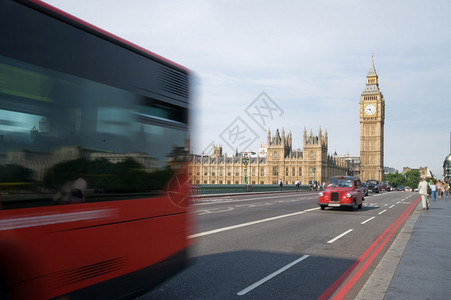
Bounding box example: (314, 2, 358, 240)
(190, 56, 385, 185)
(190, 128, 350, 185)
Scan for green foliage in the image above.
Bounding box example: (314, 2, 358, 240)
(405, 170, 421, 189)
(385, 170, 421, 189)
(385, 173, 405, 188)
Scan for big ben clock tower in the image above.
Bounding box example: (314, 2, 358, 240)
(360, 55, 385, 182)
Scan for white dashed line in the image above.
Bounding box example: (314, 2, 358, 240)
(189, 210, 306, 238)
(237, 255, 310, 296)
(361, 216, 376, 224)
(327, 229, 354, 244)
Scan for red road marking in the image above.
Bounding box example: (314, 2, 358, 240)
(318, 196, 420, 300)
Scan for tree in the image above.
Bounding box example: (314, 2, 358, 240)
(405, 170, 421, 189)
(385, 173, 406, 188)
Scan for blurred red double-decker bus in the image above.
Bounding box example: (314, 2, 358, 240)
(0, 0, 194, 298)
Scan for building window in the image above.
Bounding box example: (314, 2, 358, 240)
(252, 181, 256, 184)
(219, 180, 223, 184)
(219, 167, 223, 176)
(212, 180, 215, 184)
(196, 167, 200, 176)
(260, 181, 264, 185)
(299, 167, 302, 176)
(204, 168, 208, 176)
(260, 168, 265, 176)
(286, 167, 289, 176)
(227, 167, 231, 176)
(274, 152, 278, 159)
(292, 167, 295, 176)
(235, 168, 240, 176)
(227, 180, 231, 184)
(252, 167, 256, 176)
(235, 181, 239, 184)
(273, 167, 278, 176)
(211, 167, 216, 176)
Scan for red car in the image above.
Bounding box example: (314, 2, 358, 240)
(318, 176, 364, 210)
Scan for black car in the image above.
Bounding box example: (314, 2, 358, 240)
(366, 180, 380, 193)
(379, 181, 391, 191)
(361, 182, 369, 196)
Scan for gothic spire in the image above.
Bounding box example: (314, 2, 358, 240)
(367, 53, 377, 77)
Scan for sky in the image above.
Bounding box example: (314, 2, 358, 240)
(43, 0, 451, 178)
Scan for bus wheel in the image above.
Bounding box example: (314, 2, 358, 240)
(320, 205, 326, 210)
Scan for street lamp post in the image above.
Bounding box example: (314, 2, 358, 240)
(242, 153, 249, 185)
(312, 166, 316, 182)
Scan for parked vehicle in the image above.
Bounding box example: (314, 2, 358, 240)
(318, 176, 364, 210)
(379, 181, 392, 191)
(397, 186, 405, 191)
(366, 180, 380, 193)
(361, 182, 369, 196)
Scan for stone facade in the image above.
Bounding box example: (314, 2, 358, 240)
(360, 55, 385, 182)
(190, 128, 349, 185)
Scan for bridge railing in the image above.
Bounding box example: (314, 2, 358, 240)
(192, 184, 313, 195)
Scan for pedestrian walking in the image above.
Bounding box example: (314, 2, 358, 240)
(418, 177, 429, 210)
(445, 182, 450, 199)
(430, 181, 437, 200)
(279, 178, 283, 191)
(295, 179, 300, 192)
(437, 180, 443, 198)
(440, 180, 446, 198)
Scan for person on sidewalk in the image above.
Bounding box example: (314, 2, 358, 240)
(437, 180, 443, 198)
(418, 177, 429, 210)
(430, 181, 437, 200)
(446, 181, 450, 199)
(440, 180, 446, 198)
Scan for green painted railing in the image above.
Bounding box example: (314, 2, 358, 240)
(192, 184, 312, 195)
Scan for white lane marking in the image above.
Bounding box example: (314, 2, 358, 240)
(304, 207, 321, 212)
(361, 216, 376, 224)
(188, 210, 305, 238)
(378, 209, 387, 215)
(327, 229, 354, 244)
(196, 193, 312, 206)
(197, 207, 234, 215)
(237, 255, 310, 296)
(389, 205, 395, 209)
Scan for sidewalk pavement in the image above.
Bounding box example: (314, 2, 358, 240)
(357, 195, 451, 300)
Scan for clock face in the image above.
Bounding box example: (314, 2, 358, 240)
(364, 104, 376, 116)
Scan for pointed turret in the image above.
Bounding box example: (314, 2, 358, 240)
(325, 129, 328, 146)
(363, 54, 380, 94)
(267, 128, 271, 145)
(367, 53, 377, 77)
